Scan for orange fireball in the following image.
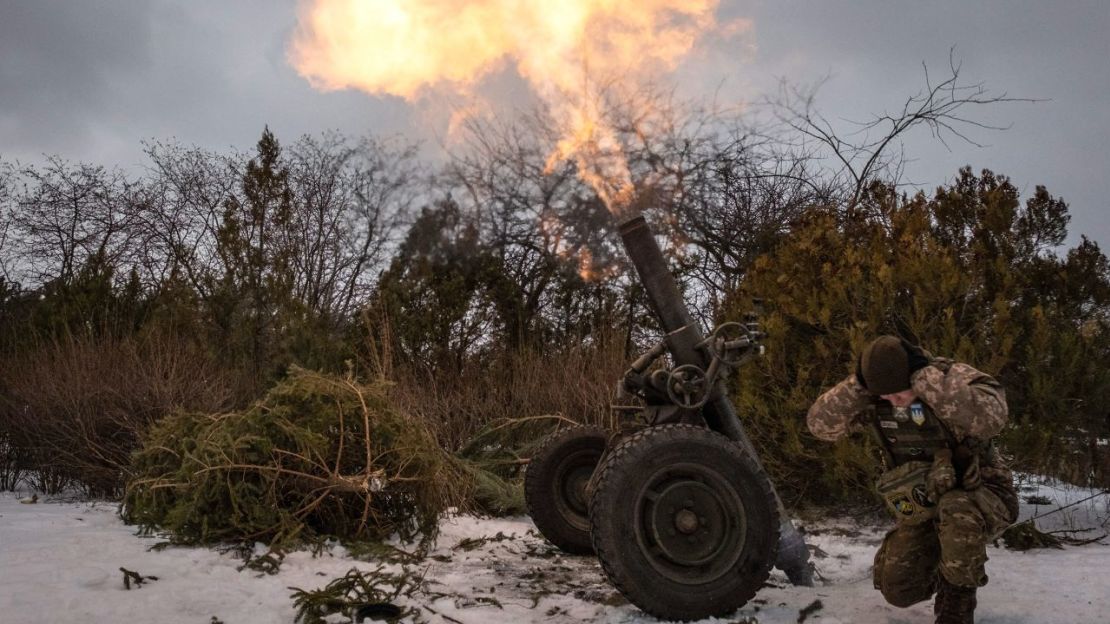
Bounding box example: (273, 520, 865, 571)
(289, 0, 723, 213)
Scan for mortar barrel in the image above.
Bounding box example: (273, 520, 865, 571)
(616, 211, 815, 586)
(618, 213, 747, 442)
(617, 213, 706, 366)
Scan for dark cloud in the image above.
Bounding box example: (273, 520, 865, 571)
(0, 0, 1106, 246)
(0, 1, 412, 168)
(0, 1, 153, 155)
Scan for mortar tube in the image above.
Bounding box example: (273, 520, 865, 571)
(616, 212, 814, 586)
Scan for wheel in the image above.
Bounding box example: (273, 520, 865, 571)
(524, 425, 608, 555)
(589, 424, 779, 621)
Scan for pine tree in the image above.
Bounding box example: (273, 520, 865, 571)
(210, 127, 297, 392)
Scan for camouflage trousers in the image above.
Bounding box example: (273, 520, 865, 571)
(872, 487, 1014, 607)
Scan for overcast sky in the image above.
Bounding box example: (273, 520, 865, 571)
(2, 0, 1107, 247)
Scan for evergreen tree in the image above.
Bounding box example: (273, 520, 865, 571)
(209, 127, 297, 391)
(372, 197, 494, 374)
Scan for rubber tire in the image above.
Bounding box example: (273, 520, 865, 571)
(589, 424, 779, 621)
(524, 425, 608, 555)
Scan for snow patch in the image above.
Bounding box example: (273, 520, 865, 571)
(0, 482, 1107, 623)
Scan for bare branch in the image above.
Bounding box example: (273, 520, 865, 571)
(763, 51, 1038, 214)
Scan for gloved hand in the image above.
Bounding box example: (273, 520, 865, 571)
(926, 448, 957, 503)
(900, 339, 931, 375)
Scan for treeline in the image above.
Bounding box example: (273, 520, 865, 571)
(1, 96, 1107, 503)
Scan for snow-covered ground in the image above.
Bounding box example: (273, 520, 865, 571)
(0, 475, 1106, 624)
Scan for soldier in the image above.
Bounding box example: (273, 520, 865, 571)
(807, 336, 1019, 624)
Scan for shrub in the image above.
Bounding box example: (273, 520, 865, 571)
(386, 333, 628, 453)
(0, 331, 232, 496)
(0, 429, 26, 491)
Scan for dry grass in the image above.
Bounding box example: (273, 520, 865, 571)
(388, 334, 630, 455)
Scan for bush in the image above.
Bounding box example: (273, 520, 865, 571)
(122, 367, 469, 546)
(0, 429, 26, 491)
(0, 331, 232, 496)
(386, 333, 628, 453)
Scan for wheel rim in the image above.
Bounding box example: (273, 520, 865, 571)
(553, 448, 602, 532)
(634, 461, 748, 584)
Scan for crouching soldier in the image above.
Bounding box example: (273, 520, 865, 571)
(807, 336, 1019, 624)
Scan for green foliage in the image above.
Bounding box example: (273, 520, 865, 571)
(373, 198, 496, 373)
(289, 566, 421, 624)
(123, 367, 466, 546)
(237, 547, 286, 575)
(206, 127, 300, 393)
(451, 416, 580, 516)
(372, 194, 631, 377)
(999, 523, 1061, 550)
(729, 169, 1110, 504)
(0, 251, 150, 353)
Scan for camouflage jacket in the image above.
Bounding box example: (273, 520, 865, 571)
(806, 357, 1008, 444)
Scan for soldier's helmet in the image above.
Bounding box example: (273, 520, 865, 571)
(859, 335, 911, 395)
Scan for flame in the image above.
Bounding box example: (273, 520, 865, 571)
(289, 0, 722, 213)
(577, 247, 595, 281)
(540, 210, 619, 283)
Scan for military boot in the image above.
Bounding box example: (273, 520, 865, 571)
(934, 575, 977, 624)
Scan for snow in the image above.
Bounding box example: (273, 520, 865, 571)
(0, 478, 1107, 624)
(1012, 473, 1109, 534)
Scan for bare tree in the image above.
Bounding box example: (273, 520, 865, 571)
(766, 53, 1033, 213)
(138, 132, 419, 322)
(11, 158, 141, 286)
(593, 88, 837, 306)
(446, 113, 622, 348)
(583, 61, 1030, 312)
(137, 141, 243, 299)
(0, 160, 15, 283)
(444, 88, 835, 335)
(285, 132, 419, 321)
